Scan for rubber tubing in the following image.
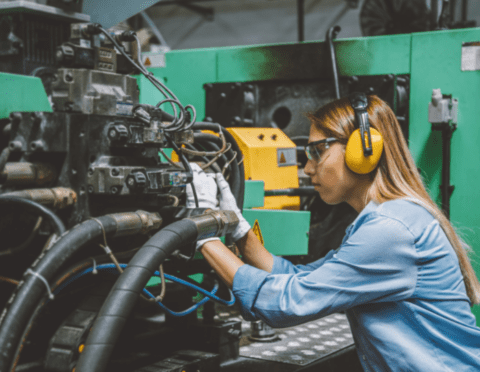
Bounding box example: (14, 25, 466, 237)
(0, 216, 117, 371)
(76, 219, 198, 372)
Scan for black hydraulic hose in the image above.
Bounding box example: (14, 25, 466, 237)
(0, 147, 10, 173)
(193, 123, 245, 212)
(10, 249, 142, 371)
(265, 186, 316, 197)
(0, 196, 65, 236)
(76, 219, 199, 372)
(0, 216, 117, 371)
(326, 26, 341, 100)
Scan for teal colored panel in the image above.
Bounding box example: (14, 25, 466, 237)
(242, 209, 310, 256)
(216, 35, 410, 83)
(336, 34, 411, 76)
(244, 180, 265, 209)
(136, 74, 168, 107)
(409, 28, 480, 323)
(144, 49, 217, 121)
(0, 73, 52, 119)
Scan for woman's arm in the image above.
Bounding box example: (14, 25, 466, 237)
(200, 229, 273, 288)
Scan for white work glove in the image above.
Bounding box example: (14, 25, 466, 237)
(186, 163, 220, 250)
(216, 173, 251, 242)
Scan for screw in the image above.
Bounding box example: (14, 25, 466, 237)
(110, 186, 119, 194)
(111, 168, 120, 176)
(65, 72, 73, 83)
(127, 177, 135, 187)
(88, 186, 94, 193)
(258, 134, 265, 140)
(30, 140, 45, 151)
(109, 129, 116, 138)
(88, 168, 94, 176)
(9, 141, 22, 151)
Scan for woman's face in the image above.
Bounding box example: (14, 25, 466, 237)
(304, 126, 359, 207)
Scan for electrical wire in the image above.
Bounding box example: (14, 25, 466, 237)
(0, 217, 42, 257)
(0, 276, 19, 286)
(52, 263, 234, 315)
(166, 134, 199, 208)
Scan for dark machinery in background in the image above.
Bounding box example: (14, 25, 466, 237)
(0, 4, 247, 371)
(360, 0, 476, 36)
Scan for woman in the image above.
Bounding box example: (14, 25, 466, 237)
(188, 94, 480, 371)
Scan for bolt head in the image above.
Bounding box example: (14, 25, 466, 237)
(88, 186, 94, 193)
(111, 168, 120, 176)
(110, 186, 119, 194)
(109, 129, 117, 138)
(127, 177, 135, 186)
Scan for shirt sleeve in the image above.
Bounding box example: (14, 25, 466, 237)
(270, 250, 336, 275)
(232, 212, 418, 327)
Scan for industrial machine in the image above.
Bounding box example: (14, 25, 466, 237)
(1, 1, 479, 372)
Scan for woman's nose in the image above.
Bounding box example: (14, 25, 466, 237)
(304, 159, 315, 177)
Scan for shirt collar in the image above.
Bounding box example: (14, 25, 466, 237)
(344, 200, 380, 238)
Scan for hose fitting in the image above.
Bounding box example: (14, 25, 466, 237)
(108, 210, 162, 237)
(187, 210, 239, 240)
(0, 162, 56, 186)
(1, 187, 77, 209)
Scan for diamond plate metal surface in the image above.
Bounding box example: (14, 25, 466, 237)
(215, 309, 354, 366)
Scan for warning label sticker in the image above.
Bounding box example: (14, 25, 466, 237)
(277, 148, 297, 167)
(252, 220, 264, 246)
(142, 53, 166, 68)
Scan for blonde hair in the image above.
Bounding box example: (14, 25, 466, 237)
(308, 95, 480, 305)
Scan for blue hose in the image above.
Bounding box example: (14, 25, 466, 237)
(53, 263, 235, 317)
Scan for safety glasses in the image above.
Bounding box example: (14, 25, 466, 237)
(305, 138, 338, 163)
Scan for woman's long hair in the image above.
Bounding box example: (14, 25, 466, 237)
(308, 95, 480, 305)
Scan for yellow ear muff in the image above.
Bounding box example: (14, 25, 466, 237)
(345, 128, 384, 174)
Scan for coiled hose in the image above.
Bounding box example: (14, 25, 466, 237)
(76, 219, 199, 372)
(0, 216, 116, 371)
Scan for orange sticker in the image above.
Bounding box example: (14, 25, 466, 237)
(252, 219, 264, 246)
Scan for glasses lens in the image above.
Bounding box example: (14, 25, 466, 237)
(305, 145, 319, 162)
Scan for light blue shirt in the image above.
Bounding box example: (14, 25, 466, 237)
(233, 199, 480, 371)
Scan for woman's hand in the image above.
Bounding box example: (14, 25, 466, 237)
(186, 163, 218, 210)
(186, 163, 220, 249)
(216, 173, 251, 242)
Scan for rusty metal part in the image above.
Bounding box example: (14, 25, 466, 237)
(108, 210, 162, 237)
(187, 210, 239, 240)
(0, 163, 56, 187)
(1, 188, 77, 209)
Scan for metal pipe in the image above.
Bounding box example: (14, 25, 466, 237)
(1, 187, 77, 209)
(326, 26, 341, 99)
(265, 187, 316, 197)
(462, 0, 468, 22)
(441, 125, 455, 218)
(0, 162, 56, 186)
(297, 0, 305, 42)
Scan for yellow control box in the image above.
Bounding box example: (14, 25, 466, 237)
(227, 128, 300, 210)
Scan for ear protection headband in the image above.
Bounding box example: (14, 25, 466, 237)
(345, 92, 384, 174)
